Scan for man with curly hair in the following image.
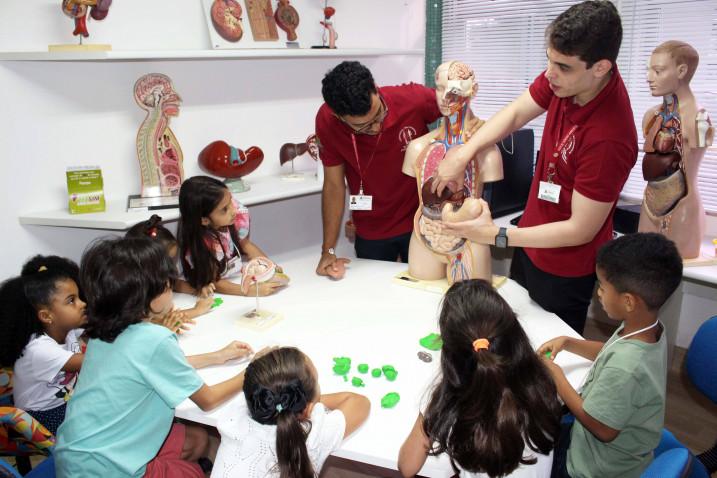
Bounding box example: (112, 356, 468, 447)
(437, 1, 638, 335)
(314, 61, 442, 278)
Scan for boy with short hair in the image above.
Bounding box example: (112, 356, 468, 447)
(539, 232, 683, 478)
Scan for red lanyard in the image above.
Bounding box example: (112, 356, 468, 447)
(350, 132, 382, 195)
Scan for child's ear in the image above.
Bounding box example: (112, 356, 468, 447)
(301, 401, 316, 420)
(37, 308, 53, 325)
(201, 217, 211, 227)
(622, 292, 637, 313)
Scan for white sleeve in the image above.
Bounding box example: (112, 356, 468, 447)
(23, 335, 75, 382)
(307, 403, 346, 474)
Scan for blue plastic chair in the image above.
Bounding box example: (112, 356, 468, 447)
(642, 448, 691, 478)
(0, 456, 55, 477)
(686, 316, 717, 403)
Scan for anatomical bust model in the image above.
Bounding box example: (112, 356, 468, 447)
(134, 73, 185, 198)
(639, 40, 713, 259)
(402, 61, 503, 284)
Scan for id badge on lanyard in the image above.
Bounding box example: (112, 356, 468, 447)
(349, 133, 382, 211)
(538, 124, 578, 204)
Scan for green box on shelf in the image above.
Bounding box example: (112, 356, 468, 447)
(66, 166, 106, 214)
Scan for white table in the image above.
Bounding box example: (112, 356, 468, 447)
(173, 246, 591, 477)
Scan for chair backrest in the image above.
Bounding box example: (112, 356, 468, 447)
(642, 448, 691, 478)
(0, 407, 55, 457)
(0, 458, 22, 478)
(26, 456, 55, 478)
(686, 316, 717, 403)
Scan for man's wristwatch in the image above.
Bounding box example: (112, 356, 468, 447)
(494, 227, 508, 249)
(323, 247, 336, 256)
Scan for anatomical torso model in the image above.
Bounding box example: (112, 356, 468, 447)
(402, 61, 503, 284)
(639, 41, 713, 259)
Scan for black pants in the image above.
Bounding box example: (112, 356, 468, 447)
(510, 247, 596, 335)
(354, 232, 411, 263)
(551, 415, 574, 478)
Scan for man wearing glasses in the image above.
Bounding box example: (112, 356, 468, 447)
(314, 61, 442, 279)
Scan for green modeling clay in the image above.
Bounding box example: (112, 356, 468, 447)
(333, 357, 351, 376)
(545, 350, 552, 359)
(381, 392, 400, 408)
(419, 333, 443, 351)
(357, 363, 369, 374)
(211, 297, 224, 308)
(371, 368, 382, 378)
(351, 377, 365, 387)
(343, 375, 348, 382)
(382, 365, 398, 381)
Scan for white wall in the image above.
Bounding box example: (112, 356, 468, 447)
(0, 0, 426, 277)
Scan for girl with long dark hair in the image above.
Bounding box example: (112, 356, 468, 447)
(399, 279, 561, 477)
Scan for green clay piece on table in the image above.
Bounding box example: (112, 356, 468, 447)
(382, 365, 398, 381)
(211, 297, 224, 308)
(419, 333, 443, 351)
(333, 357, 351, 376)
(343, 375, 348, 382)
(381, 392, 401, 408)
(351, 377, 365, 387)
(357, 363, 369, 374)
(371, 368, 382, 378)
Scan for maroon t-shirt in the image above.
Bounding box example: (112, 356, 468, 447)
(316, 83, 441, 240)
(519, 67, 638, 277)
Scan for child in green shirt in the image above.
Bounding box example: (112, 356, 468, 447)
(539, 232, 682, 478)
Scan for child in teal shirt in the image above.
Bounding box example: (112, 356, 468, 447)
(55, 237, 253, 477)
(539, 233, 682, 478)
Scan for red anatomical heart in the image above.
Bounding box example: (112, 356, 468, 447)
(211, 0, 244, 42)
(198, 141, 264, 179)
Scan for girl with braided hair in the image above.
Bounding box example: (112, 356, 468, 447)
(212, 347, 370, 478)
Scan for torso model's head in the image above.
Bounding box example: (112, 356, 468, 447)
(434, 61, 476, 117)
(647, 40, 698, 97)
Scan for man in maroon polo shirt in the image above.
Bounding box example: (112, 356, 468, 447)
(314, 61, 441, 279)
(436, 1, 638, 334)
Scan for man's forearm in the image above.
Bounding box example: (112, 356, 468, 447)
(321, 182, 346, 250)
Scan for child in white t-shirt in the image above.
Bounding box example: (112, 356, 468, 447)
(212, 347, 370, 478)
(0, 255, 86, 434)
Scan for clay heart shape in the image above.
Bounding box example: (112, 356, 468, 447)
(211, 0, 244, 42)
(198, 141, 264, 179)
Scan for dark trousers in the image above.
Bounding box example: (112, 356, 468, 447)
(354, 232, 411, 263)
(510, 247, 596, 335)
(551, 414, 574, 478)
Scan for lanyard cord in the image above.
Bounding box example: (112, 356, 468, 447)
(350, 132, 383, 194)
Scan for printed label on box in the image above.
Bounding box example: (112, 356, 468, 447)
(67, 166, 106, 214)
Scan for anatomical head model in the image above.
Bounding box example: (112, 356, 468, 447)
(134, 73, 185, 198)
(402, 61, 503, 284)
(62, 0, 111, 39)
(639, 40, 713, 259)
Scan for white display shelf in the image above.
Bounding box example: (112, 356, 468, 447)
(0, 48, 424, 62)
(18, 174, 322, 230)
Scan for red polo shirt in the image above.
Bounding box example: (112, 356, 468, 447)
(316, 83, 441, 240)
(519, 67, 638, 277)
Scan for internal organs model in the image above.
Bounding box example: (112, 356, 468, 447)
(198, 141, 264, 179)
(211, 0, 244, 42)
(275, 0, 300, 41)
(403, 61, 503, 284)
(134, 73, 185, 197)
(61, 0, 111, 38)
(639, 40, 714, 259)
(240, 257, 290, 294)
(279, 142, 308, 165)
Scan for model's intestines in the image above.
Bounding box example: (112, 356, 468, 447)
(134, 74, 185, 197)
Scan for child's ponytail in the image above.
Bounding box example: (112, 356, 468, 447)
(244, 348, 317, 478)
